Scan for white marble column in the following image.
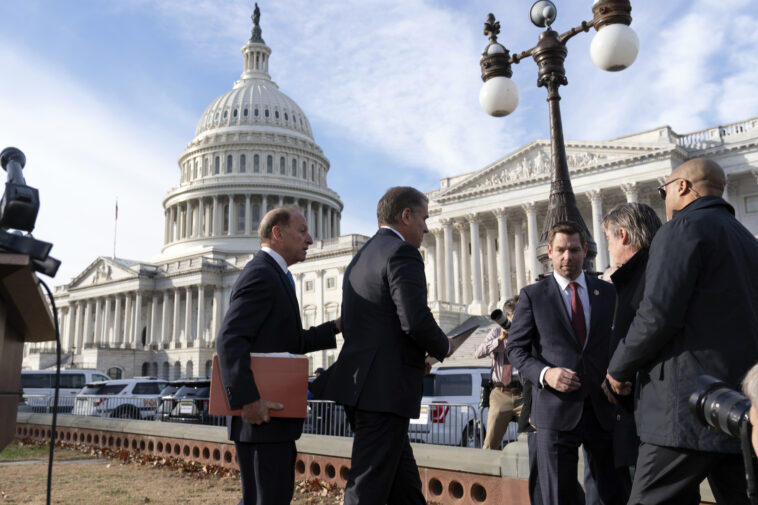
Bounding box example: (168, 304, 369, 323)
(523, 202, 539, 282)
(336, 213, 341, 236)
(149, 293, 159, 347)
(494, 209, 512, 303)
(244, 195, 252, 235)
(514, 222, 526, 291)
(198, 198, 205, 237)
(306, 201, 313, 233)
(229, 196, 238, 236)
(67, 303, 77, 351)
(262, 194, 269, 215)
(93, 298, 102, 346)
(621, 182, 638, 203)
(197, 287, 206, 347)
(184, 287, 193, 346)
(212, 287, 222, 345)
(486, 224, 498, 311)
(467, 215, 483, 314)
(169, 207, 176, 242)
(173, 289, 181, 347)
(212, 196, 219, 237)
(425, 242, 437, 302)
(456, 222, 470, 305)
(123, 294, 132, 348)
(134, 290, 142, 349)
(164, 210, 170, 245)
(161, 291, 170, 346)
(442, 219, 454, 303)
(434, 230, 445, 302)
(588, 189, 609, 271)
(113, 296, 122, 346)
(452, 247, 461, 304)
(103, 297, 112, 347)
(317, 205, 323, 240)
(185, 201, 192, 239)
(82, 300, 93, 346)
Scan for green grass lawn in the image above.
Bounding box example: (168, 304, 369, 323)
(0, 442, 51, 461)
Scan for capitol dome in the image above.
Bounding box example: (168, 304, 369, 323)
(160, 4, 343, 260)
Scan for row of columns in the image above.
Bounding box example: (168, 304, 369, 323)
(427, 184, 641, 313)
(59, 286, 224, 354)
(165, 195, 340, 244)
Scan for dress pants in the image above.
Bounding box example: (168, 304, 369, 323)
(234, 440, 296, 505)
(528, 431, 587, 505)
(628, 442, 748, 505)
(535, 399, 622, 505)
(344, 408, 425, 505)
(483, 388, 523, 450)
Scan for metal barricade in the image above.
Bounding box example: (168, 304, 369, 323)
(304, 400, 353, 437)
(19, 394, 76, 414)
(408, 402, 482, 448)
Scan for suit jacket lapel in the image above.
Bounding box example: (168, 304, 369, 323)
(548, 276, 578, 347)
(586, 276, 600, 346)
(259, 251, 303, 330)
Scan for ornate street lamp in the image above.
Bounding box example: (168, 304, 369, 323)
(479, 0, 639, 276)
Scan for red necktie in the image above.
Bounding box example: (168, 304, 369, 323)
(569, 282, 586, 348)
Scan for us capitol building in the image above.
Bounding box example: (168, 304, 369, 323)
(23, 9, 758, 378)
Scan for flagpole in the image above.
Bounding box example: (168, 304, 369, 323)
(113, 198, 118, 259)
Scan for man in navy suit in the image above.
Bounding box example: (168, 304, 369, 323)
(216, 206, 340, 505)
(507, 221, 621, 505)
(312, 186, 452, 505)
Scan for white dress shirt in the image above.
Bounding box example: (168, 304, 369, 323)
(261, 246, 289, 275)
(539, 271, 591, 387)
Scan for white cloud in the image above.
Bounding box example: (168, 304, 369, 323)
(0, 41, 183, 284)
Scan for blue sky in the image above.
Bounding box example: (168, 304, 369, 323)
(0, 0, 756, 284)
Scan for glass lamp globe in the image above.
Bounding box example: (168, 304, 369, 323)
(479, 76, 519, 117)
(590, 23, 639, 71)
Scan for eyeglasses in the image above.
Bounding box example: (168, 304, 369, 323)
(657, 177, 685, 200)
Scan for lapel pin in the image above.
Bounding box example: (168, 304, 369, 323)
(593, 289, 599, 296)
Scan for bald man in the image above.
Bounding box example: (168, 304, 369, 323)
(607, 158, 758, 505)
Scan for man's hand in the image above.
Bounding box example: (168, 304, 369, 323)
(544, 367, 582, 392)
(497, 329, 507, 343)
(606, 373, 632, 396)
(601, 380, 618, 405)
(334, 317, 342, 333)
(241, 399, 284, 425)
(424, 361, 432, 376)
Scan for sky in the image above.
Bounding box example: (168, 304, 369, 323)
(0, 0, 756, 285)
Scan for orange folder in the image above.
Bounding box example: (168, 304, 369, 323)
(209, 353, 309, 418)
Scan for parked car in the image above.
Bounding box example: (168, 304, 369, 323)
(157, 378, 219, 424)
(21, 369, 110, 413)
(408, 366, 519, 448)
(73, 378, 168, 419)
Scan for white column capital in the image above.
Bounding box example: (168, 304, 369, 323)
(621, 182, 639, 203)
(586, 188, 603, 203)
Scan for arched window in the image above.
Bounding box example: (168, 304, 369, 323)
(310, 164, 315, 181)
(253, 154, 260, 172)
(107, 367, 122, 380)
(214, 156, 220, 174)
(223, 204, 229, 233)
(253, 204, 260, 224)
(240, 154, 246, 173)
(161, 362, 169, 380)
(275, 110, 279, 119)
(204, 158, 208, 176)
(205, 360, 212, 377)
(226, 155, 233, 173)
(279, 156, 285, 175)
(254, 108, 259, 117)
(302, 161, 306, 178)
(223, 110, 227, 119)
(265, 109, 270, 118)
(237, 203, 245, 233)
(173, 361, 182, 380)
(186, 361, 194, 378)
(285, 112, 289, 121)
(193, 161, 198, 179)
(244, 108, 248, 117)
(267, 155, 273, 173)
(304, 163, 309, 179)
(141, 362, 149, 376)
(233, 109, 238, 118)
(291, 159, 297, 176)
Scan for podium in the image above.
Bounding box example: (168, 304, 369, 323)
(0, 253, 55, 451)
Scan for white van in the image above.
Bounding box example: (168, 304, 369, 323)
(21, 369, 111, 412)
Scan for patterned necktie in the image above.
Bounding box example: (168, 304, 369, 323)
(569, 282, 587, 348)
(286, 271, 296, 294)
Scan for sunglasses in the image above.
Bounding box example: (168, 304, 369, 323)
(657, 177, 685, 200)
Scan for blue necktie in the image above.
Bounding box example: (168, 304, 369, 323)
(286, 270, 296, 293)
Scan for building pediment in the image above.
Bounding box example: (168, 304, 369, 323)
(68, 257, 140, 289)
(434, 140, 675, 202)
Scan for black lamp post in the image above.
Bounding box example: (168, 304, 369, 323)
(479, 0, 639, 276)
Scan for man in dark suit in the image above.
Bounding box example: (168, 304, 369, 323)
(607, 158, 758, 504)
(313, 186, 452, 505)
(216, 206, 340, 505)
(599, 202, 661, 503)
(507, 221, 621, 505)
